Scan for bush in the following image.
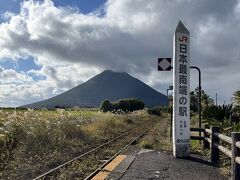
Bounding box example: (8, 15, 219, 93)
(147, 106, 170, 116)
(100, 100, 113, 112)
(147, 106, 161, 116)
(202, 104, 233, 124)
(230, 105, 240, 123)
(100, 98, 144, 113)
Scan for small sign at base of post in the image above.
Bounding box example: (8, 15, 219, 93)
(173, 21, 190, 158)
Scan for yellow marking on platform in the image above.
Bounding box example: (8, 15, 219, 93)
(91, 155, 127, 180)
(91, 171, 110, 180)
(104, 155, 126, 172)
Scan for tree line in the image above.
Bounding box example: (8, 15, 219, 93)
(100, 98, 144, 112)
(189, 88, 240, 132)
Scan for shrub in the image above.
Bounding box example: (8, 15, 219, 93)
(147, 105, 170, 116)
(228, 105, 240, 123)
(100, 98, 144, 113)
(100, 100, 113, 112)
(147, 106, 161, 116)
(139, 139, 153, 149)
(202, 104, 232, 123)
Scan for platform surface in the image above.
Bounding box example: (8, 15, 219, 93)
(93, 145, 229, 180)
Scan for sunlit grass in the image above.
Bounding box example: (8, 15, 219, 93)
(0, 108, 150, 179)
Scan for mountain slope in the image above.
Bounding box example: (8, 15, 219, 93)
(22, 70, 167, 108)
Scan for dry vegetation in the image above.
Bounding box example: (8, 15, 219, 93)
(138, 112, 203, 153)
(0, 108, 153, 179)
(138, 113, 172, 151)
(1, 108, 222, 179)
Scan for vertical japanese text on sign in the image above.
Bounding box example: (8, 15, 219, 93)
(173, 21, 190, 157)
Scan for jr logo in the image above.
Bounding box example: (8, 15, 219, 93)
(179, 36, 188, 43)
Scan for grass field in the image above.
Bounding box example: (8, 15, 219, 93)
(1, 108, 217, 179)
(0, 108, 155, 179)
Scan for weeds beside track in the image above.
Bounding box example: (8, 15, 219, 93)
(0, 109, 157, 179)
(34, 120, 157, 180)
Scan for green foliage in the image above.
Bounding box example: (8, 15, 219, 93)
(202, 104, 233, 124)
(190, 88, 214, 113)
(100, 100, 113, 112)
(203, 104, 240, 135)
(233, 90, 240, 105)
(147, 106, 168, 116)
(147, 107, 161, 116)
(231, 105, 240, 123)
(100, 98, 145, 113)
(190, 91, 198, 112)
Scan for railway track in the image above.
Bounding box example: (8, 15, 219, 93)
(33, 120, 156, 180)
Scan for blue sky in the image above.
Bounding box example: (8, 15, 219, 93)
(53, 0, 106, 13)
(0, 0, 107, 106)
(0, 0, 20, 15)
(0, 0, 106, 73)
(0, 0, 106, 14)
(0, 0, 240, 107)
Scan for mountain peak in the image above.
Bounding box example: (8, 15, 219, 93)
(22, 70, 167, 108)
(101, 69, 127, 75)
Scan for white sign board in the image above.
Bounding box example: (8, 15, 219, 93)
(158, 58, 171, 71)
(173, 21, 190, 157)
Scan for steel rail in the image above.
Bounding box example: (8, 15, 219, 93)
(84, 125, 153, 180)
(33, 128, 134, 180)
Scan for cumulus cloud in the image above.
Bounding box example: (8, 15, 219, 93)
(28, 63, 101, 91)
(0, 64, 101, 106)
(0, 66, 32, 83)
(0, 0, 240, 106)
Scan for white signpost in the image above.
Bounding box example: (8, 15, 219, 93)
(173, 21, 190, 157)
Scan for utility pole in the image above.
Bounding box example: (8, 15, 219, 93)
(190, 66, 201, 138)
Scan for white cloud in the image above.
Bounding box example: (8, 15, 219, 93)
(0, 0, 240, 106)
(0, 64, 101, 106)
(0, 66, 32, 83)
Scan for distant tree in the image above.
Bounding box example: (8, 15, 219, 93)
(195, 88, 214, 109)
(190, 88, 214, 113)
(100, 100, 113, 112)
(118, 99, 130, 111)
(147, 106, 161, 116)
(190, 91, 198, 112)
(202, 93, 214, 108)
(100, 98, 144, 113)
(147, 105, 168, 116)
(233, 90, 240, 106)
(128, 98, 144, 111)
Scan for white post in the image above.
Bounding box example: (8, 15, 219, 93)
(173, 21, 190, 157)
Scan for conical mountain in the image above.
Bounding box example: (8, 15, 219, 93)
(22, 70, 167, 108)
